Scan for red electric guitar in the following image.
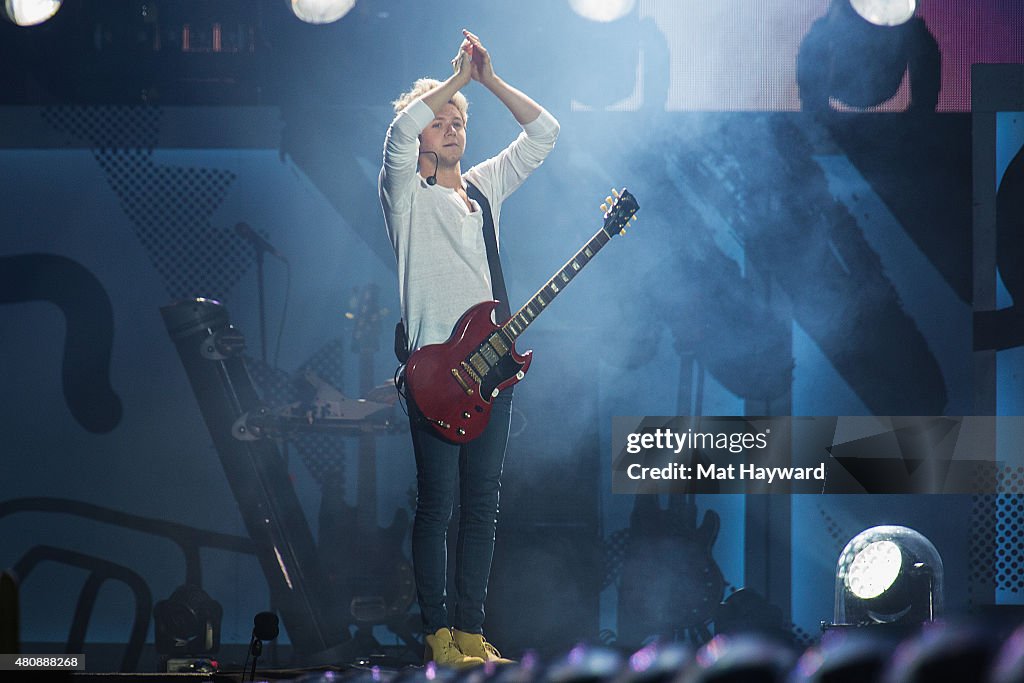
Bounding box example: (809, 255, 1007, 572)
(405, 188, 639, 444)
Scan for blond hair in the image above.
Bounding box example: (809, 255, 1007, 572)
(392, 78, 469, 124)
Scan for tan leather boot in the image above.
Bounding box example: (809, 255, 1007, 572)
(424, 627, 485, 669)
(452, 629, 515, 665)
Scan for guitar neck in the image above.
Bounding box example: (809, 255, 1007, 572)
(501, 226, 613, 340)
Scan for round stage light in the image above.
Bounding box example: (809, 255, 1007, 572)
(290, 0, 356, 25)
(846, 539, 902, 600)
(568, 0, 636, 23)
(849, 0, 916, 27)
(796, 0, 938, 111)
(832, 525, 943, 628)
(3, 0, 62, 26)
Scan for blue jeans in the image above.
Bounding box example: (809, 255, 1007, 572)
(408, 391, 512, 635)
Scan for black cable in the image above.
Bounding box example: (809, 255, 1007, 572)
(240, 635, 252, 681)
(393, 363, 410, 418)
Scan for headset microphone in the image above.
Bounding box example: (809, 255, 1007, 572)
(424, 150, 439, 186)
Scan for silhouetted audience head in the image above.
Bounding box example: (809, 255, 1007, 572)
(882, 621, 1000, 683)
(680, 634, 796, 683)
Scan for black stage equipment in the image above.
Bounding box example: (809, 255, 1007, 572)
(161, 298, 351, 662)
(829, 525, 942, 629)
(244, 611, 279, 682)
(153, 584, 222, 658)
(797, 0, 939, 112)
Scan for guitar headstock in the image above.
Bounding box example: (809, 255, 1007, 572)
(601, 188, 639, 238)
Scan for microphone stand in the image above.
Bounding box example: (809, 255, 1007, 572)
(248, 635, 262, 683)
(236, 221, 286, 366)
(245, 611, 279, 683)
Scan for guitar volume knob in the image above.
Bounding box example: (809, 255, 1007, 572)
(462, 411, 471, 419)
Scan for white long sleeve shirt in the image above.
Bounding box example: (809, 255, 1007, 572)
(379, 99, 559, 353)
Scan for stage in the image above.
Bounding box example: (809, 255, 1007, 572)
(3, 1, 1024, 681)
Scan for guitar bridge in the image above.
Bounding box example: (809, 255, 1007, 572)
(461, 361, 482, 385)
(451, 368, 474, 395)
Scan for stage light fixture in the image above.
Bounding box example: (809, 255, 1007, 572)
(3, 0, 62, 26)
(568, 0, 636, 23)
(153, 585, 223, 658)
(290, 0, 355, 25)
(849, 0, 916, 27)
(796, 0, 939, 111)
(846, 539, 902, 600)
(832, 525, 942, 628)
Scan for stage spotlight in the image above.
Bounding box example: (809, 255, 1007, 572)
(796, 0, 939, 112)
(568, 0, 636, 23)
(849, 0, 916, 27)
(153, 585, 223, 658)
(290, 0, 355, 25)
(831, 526, 942, 628)
(2, 0, 62, 26)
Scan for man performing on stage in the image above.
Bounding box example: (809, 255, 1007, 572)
(379, 30, 559, 668)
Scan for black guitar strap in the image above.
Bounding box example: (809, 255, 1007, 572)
(466, 180, 512, 324)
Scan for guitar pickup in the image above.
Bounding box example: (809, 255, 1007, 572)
(488, 334, 508, 355)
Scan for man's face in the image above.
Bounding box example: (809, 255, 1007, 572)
(419, 102, 467, 168)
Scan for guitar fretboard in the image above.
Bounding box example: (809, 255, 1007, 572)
(501, 226, 613, 341)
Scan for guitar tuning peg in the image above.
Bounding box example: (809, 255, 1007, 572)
(344, 312, 355, 320)
(631, 215, 638, 222)
(605, 195, 613, 205)
(600, 203, 608, 213)
(612, 188, 620, 198)
(619, 228, 627, 236)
